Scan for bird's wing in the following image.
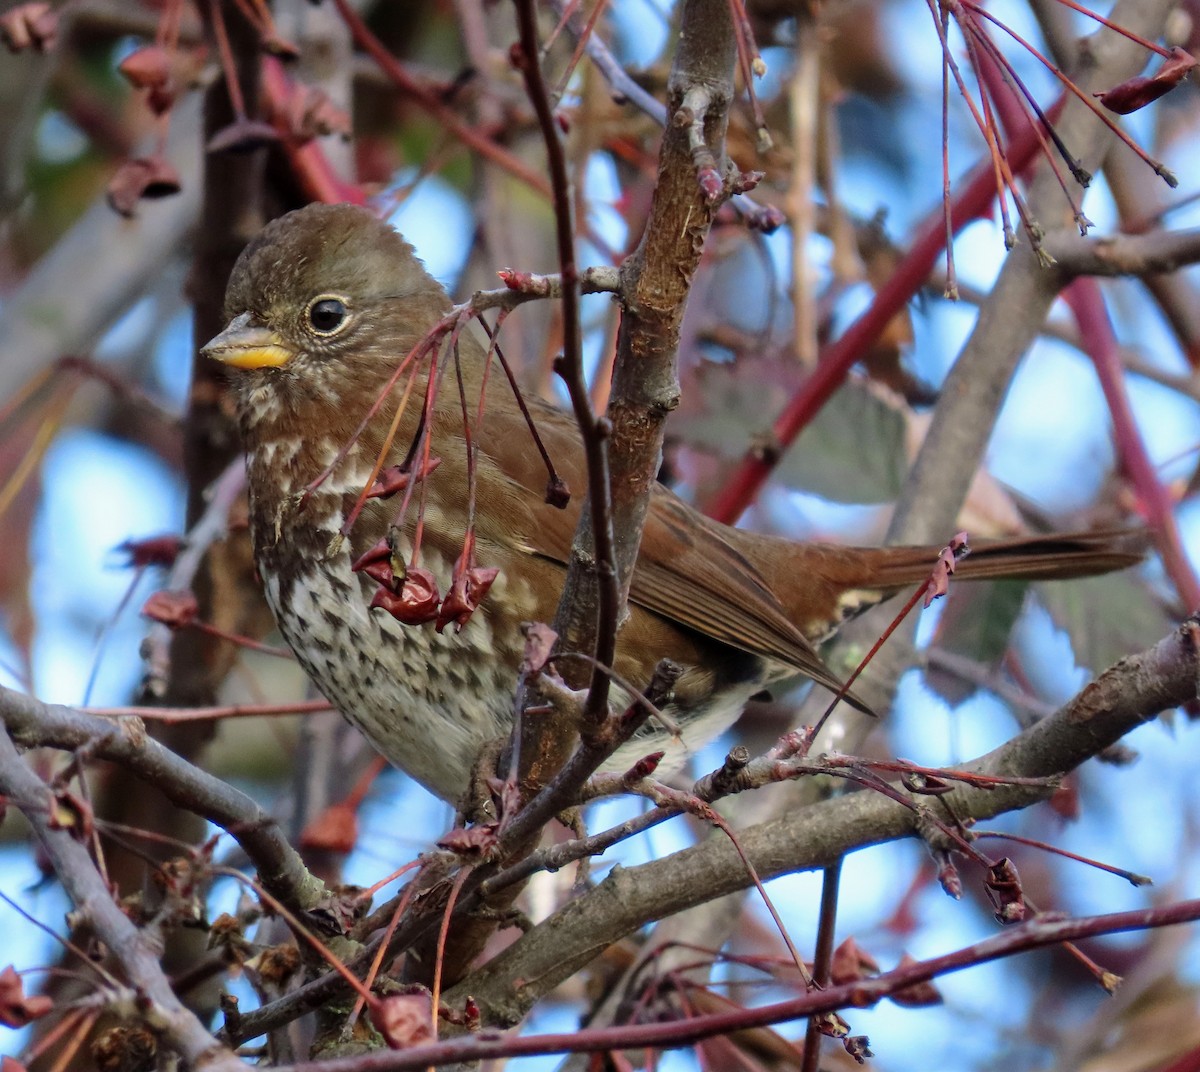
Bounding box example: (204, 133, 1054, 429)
(473, 391, 854, 697)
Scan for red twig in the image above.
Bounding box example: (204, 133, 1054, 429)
(703, 105, 1051, 523)
(330, 0, 553, 198)
(1062, 281, 1200, 609)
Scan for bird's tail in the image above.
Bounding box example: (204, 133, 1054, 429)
(854, 528, 1147, 590)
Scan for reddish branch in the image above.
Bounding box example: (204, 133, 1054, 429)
(1062, 281, 1200, 608)
(703, 111, 1048, 524)
(266, 898, 1200, 1071)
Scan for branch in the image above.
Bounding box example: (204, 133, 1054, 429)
(452, 620, 1200, 1024)
(0, 687, 326, 914)
(0, 728, 246, 1072)
(268, 896, 1200, 1071)
(1046, 227, 1200, 278)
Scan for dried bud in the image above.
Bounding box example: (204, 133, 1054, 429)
(436, 565, 499, 633)
(370, 567, 441, 625)
(252, 944, 301, 986)
(91, 1025, 156, 1072)
(830, 937, 880, 985)
(519, 622, 558, 674)
(372, 990, 435, 1050)
(901, 771, 952, 795)
(207, 913, 253, 965)
(118, 534, 183, 569)
(1096, 47, 1197, 114)
(366, 456, 441, 500)
(937, 858, 962, 899)
(48, 789, 94, 842)
(746, 203, 786, 233)
(0, 966, 52, 1027)
(107, 156, 183, 217)
(844, 1036, 873, 1064)
(888, 954, 943, 1007)
(118, 45, 171, 90)
(437, 823, 499, 856)
(697, 166, 723, 204)
(1, 3, 56, 53)
(141, 588, 198, 627)
(299, 801, 358, 854)
(622, 750, 665, 785)
(986, 857, 1026, 924)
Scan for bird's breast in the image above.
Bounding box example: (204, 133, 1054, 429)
(244, 441, 530, 800)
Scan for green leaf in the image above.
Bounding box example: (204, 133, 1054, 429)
(673, 361, 907, 504)
(775, 384, 907, 503)
(1035, 571, 1170, 672)
(924, 581, 1029, 705)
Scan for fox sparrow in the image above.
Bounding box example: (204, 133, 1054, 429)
(203, 203, 1140, 803)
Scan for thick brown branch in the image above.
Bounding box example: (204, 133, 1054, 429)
(0, 687, 326, 914)
(0, 728, 246, 1071)
(452, 621, 1200, 1024)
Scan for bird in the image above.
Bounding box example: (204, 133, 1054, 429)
(203, 202, 1142, 805)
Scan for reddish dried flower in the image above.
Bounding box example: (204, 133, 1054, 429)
(0, 966, 52, 1028)
(118, 534, 183, 569)
(814, 1011, 850, 1038)
(1, 3, 56, 54)
(888, 955, 943, 1006)
(107, 157, 182, 217)
(370, 566, 441, 625)
(118, 45, 171, 90)
(146, 83, 176, 117)
(276, 84, 352, 143)
(986, 857, 1026, 924)
(366, 456, 441, 500)
(544, 474, 570, 508)
(436, 565, 499, 633)
(844, 1036, 873, 1064)
(438, 823, 499, 856)
(830, 936, 880, 985)
(351, 537, 398, 590)
(1096, 47, 1197, 114)
(925, 532, 969, 607)
(299, 801, 358, 854)
(141, 589, 199, 628)
(48, 788, 94, 842)
(371, 990, 435, 1049)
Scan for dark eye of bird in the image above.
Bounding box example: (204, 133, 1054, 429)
(307, 297, 348, 335)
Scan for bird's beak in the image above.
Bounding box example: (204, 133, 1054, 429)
(201, 312, 295, 370)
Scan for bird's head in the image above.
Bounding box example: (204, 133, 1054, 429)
(202, 203, 450, 400)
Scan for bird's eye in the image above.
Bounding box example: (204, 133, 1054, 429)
(306, 296, 349, 336)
